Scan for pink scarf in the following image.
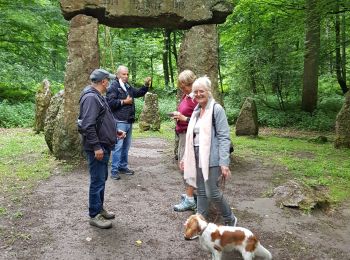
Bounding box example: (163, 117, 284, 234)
(183, 99, 215, 188)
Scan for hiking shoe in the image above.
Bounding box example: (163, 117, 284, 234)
(180, 193, 197, 202)
(111, 172, 121, 180)
(119, 168, 134, 175)
(174, 198, 196, 212)
(89, 214, 112, 229)
(225, 216, 237, 227)
(100, 208, 115, 219)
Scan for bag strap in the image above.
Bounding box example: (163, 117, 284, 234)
(212, 103, 218, 136)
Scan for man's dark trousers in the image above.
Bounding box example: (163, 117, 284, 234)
(86, 147, 110, 218)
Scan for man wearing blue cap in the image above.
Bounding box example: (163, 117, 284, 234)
(78, 68, 123, 229)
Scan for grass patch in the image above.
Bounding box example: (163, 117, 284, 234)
(133, 120, 176, 141)
(0, 128, 58, 211)
(232, 132, 350, 203)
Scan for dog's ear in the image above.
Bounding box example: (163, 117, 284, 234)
(196, 214, 206, 221)
(184, 214, 194, 226)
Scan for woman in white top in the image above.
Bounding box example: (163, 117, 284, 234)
(180, 76, 237, 226)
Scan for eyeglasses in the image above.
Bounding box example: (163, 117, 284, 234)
(193, 89, 206, 95)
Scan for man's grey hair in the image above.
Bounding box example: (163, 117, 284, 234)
(116, 65, 128, 75)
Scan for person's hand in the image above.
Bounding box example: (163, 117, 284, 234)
(116, 130, 126, 139)
(220, 166, 231, 180)
(179, 160, 184, 171)
(172, 112, 188, 122)
(94, 148, 104, 161)
(123, 95, 133, 105)
(144, 77, 152, 87)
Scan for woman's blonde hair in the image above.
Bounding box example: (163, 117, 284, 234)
(177, 70, 196, 88)
(192, 76, 212, 96)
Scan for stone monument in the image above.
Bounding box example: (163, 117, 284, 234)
(46, 0, 233, 159)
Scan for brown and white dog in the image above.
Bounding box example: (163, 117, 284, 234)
(184, 214, 272, 260)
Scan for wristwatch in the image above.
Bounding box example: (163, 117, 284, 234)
(186, 117, 190, 123)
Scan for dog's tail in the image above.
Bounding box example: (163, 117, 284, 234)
(255, 242, 272, 259)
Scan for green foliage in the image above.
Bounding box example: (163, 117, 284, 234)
(223, 68, 345, 131)
(0, 0, 348, 133)
(0, 207, 7, 216)
(0, 0, 68, 102)
(99, 27, 181, 91)
(134, 92, 177, 122)
(0, 100, 35, 128)
(219, 0, 305, 98)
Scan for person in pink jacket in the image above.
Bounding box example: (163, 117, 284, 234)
(171, 70, 198, 212)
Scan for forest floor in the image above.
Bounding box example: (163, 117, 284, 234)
(1, 136, 350, 260)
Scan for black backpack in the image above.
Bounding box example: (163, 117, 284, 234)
(212, 103, 234, 154)
(77, 90, 106, 136)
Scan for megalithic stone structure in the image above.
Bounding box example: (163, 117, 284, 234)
(46, 0, 233, 159)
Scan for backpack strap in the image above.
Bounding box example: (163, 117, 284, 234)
(212, 103, 234, 153)
(212, 103, 218, 136)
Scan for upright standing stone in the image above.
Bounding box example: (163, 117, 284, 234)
(139, 92, 161, 131)
(34, 79, 52, 133)
(235, 97, 259, 136)
(178, 24, 222, 104)
(51, 15, 99, 159)
(335, 92, 350, 148)
(44, 90, 64, 152)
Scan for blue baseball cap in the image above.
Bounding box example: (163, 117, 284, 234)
(90, 69, 116, 82)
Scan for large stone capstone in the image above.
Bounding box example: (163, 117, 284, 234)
(59, 0, 233, 29)
(335, 91, 350, 148)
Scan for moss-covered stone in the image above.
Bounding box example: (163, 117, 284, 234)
(335, 92, 350, 149)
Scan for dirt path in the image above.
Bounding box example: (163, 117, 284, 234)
(1, 137, 350, 260)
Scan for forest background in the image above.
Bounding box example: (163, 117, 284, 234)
(0, 0, 349, 131)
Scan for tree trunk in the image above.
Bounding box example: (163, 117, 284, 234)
(172, 31, 178, 64)
(131, 57, 137, 85)
(335, 3, 348, 94)
(302, 0, 320, 113)
(162, 29, 170, 90)
(217, 26, 224, 94)
(248, 15, 257, 94)
(341, 13, 346, 84)
(106, 27, 114, 69)
(168, 30, 175, 89)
